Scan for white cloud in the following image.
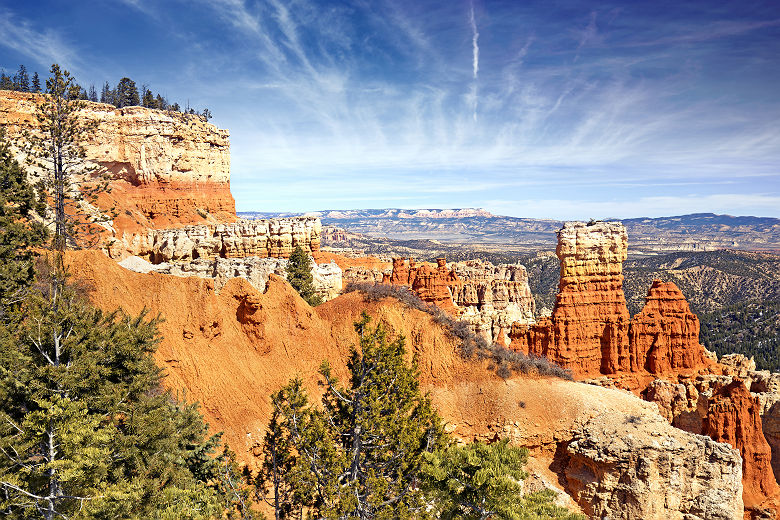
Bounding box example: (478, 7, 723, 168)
(0, 8, 81, 72)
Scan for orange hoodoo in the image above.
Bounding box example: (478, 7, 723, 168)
(509, 222, 712, 378)
(384, 258, 462, 313)
(703, 380, 779, 508)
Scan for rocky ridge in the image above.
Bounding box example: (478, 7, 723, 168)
(643, 355, 780, 511)
(383, 257, 537, 344)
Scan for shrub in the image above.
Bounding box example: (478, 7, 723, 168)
(343, 283, 573, 380)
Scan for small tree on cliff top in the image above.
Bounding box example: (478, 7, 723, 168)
(286, 245, 322, 306)
(23, 64, 113, 256)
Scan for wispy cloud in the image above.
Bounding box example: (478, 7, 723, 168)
(0, 8, 80, 72)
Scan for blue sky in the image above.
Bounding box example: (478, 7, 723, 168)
(1, 0, 779, 219)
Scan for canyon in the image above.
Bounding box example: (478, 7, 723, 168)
(5, 92, 778, 518)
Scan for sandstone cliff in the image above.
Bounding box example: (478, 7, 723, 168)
(644, 360, 780, 513)
(0, 90, 235, 236)
(451, 260, 536, 346)
(703, 380, 779, 509)
(629, 280, 710, 375)
(384, 258, 462, 313)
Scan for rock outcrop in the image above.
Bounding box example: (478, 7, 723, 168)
(384, 258, 536, 344)
(509, 221, 712, 378)
(510, 222, 631, 375)
(703, 380, 779, 508)
(643, 364, 780, 512)
(566, 412, 744, 519)
(0, 90, 235, 236)
(120, 253, 341, 302)
(384, 258, 462, 313)
(133, 218, 322, 262)
(450, 260, 536, 346)
(629, 280, 710, 375)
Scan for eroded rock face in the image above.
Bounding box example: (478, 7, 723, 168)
(384, 258, 462, 313)
(451, 260, 536, 346)
(629, 280, 710, 375)
(703, 380, 779, 508)
(510, 222, 712, 379)
(384, 258, 536, 344)
(643, 369, 780, 511)
(509, 222, 631, 375)
(113, 217, 322, 262)
(120, 254, 341, 302)
(0, 91, 235, 235)
(566, 413, 744, 520)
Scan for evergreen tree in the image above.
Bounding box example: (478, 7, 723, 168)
(142, 88, 155, 108)
(257, 379, 314, 519)
(170, 102, 181, 112)
(0, 72, 12, 90)
(0, 284, 230, 519)
(267, 313, 445, 519)
(0, 130, 48, 315)
(155, 93, 167, 110)
(14, 65, 29, 92)
(88, 84, 98, 102)
(100, 81, 112, 105)
(23, 64, 110, 254)
(31, 72, 41, 93)
(420, 439, 584, 520)
(285, 245, 322, 306)
(115, 77, 140, 107)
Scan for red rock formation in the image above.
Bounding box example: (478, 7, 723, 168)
(0, 90, 236, 237)
(703, 379, 779, 508)
(509, 222, 711, 379)
(629, 280, 710, 375)
(509, 222, 631, 376)
(385, 258, 461, 313)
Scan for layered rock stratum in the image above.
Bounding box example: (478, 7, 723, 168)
(383, 257, 536, 344)
(0, 90, 235, 234)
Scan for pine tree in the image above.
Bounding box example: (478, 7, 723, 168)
(88, 84, 98, 102)
(31, 72, 41, 93)
(23, 64, 111, 254)
(100, 81, 112, 104)
(142, 88, 155, 108)
(0, 129, 48, 315)
(420, 439, 584, 520)
(257, 379, 314, 519)
(155, 93, 167, 110)
(15, 65, 29, 92)
(285, 245, 322, 306)
(0, 285, 231, 518)
(268, 313, 445, 519)
(0, 72, 12, 90)
(115, 77, 140, 107)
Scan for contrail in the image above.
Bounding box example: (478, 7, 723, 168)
(469, 1, 479, 79)
(469, 1, 479, 121)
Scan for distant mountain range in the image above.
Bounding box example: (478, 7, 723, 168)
(240, 209, 780, 255)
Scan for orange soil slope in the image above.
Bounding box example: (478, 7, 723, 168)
(67, 250, 652, 475)
(66, 250, 345, 459)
